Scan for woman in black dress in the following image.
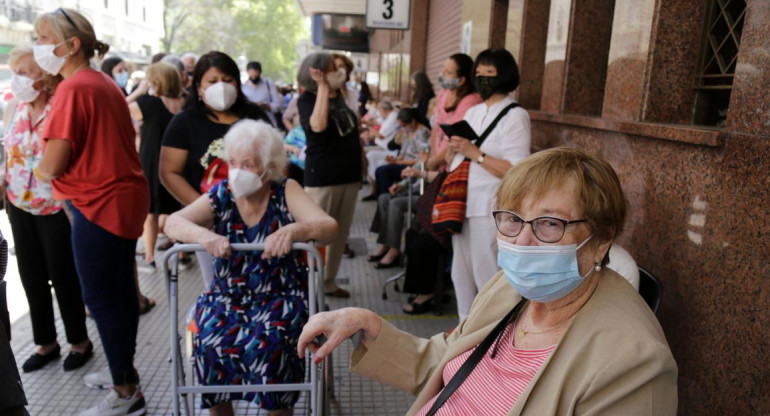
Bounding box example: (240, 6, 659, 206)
(128, 62, 185, 267)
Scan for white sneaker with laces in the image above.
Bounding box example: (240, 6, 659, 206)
(84, 366, 113, 389)
(78, 388, 146, 416)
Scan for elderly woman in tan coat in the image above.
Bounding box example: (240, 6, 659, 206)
(299, 147, 677, 415)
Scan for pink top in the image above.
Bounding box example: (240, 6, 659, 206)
(416, 324, 555, 416)
(433, 89, 483, 163)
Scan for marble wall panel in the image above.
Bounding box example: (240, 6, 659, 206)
(602, 0, 656, 120)
(530, 120, 770, 415)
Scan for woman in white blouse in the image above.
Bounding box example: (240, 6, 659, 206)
(446, 48, 531, 321)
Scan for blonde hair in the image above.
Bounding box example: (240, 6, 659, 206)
(495, 147, 627, 246)
(8, 44, 62, 95)
(145, 62, 182, 98)
(34, 8, 109, 60)
(223, 119, 287, 182)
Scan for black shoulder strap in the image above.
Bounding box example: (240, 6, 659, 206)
(476, 102, 520, 147)
(425, 297, 527, 416)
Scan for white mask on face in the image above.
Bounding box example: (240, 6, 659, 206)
(203, 81, 238, 111)
(228, 168, 270, 198)
(33, 42, 67, 75)
(11, 74, 41, 103)
(326, 68, 346, 90)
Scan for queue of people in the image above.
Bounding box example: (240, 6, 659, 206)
(0, 6, 677, 416)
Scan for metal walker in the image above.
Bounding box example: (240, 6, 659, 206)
(162, 242, 331, 415)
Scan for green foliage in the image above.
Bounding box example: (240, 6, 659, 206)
(164, 0, 309, 83)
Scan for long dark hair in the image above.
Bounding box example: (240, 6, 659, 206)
(447, 53, 476, 111)
(360, 81, 371, 100)
(185, 51, 267, 122)
(100, 56, 123, 80)
(411, 72, 434, 104)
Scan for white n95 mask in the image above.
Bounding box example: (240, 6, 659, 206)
(228, 168, 269, 198)
(204, 82, 238, 112)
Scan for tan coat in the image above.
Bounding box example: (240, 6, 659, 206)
(351, 270, 677, 415)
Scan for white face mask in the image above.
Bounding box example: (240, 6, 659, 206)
(33, 42, 67, 75)
(228, 167, 269, 198)
(326, 68, 346, 90)
(203, 82, 238, 112)
(11, 74, 41, 103)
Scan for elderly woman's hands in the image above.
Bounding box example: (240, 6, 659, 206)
(297, 307, 383, 364)
(262, 224, 296, 259)
(202, 233, 231, 258)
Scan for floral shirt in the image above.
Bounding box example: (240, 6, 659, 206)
(3, 99, 63, 215)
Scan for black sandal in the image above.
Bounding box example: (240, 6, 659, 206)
(367, 252, 386, 262)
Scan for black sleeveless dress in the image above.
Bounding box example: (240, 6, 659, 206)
(136, 95, 180, 214)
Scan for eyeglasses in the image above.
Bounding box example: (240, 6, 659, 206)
(492, 210, 587, 243)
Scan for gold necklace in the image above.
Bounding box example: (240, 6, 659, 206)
(514, 312, 571, 342)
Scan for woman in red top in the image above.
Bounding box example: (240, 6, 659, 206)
(35, 8, 148, 416)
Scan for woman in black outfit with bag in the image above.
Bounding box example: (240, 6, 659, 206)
(296, 52, 362, 298)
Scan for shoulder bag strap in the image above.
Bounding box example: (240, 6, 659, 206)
(425, 297, 527, 416)
(475, 102, 520, 147)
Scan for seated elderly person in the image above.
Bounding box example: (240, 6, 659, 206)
(366, 167, 428, 269)
(372, 108, 430, 197)
(165, 119, 337, 416)
(298, 147, 677, 415)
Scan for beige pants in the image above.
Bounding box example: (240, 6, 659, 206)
(305, 182, 360, 292)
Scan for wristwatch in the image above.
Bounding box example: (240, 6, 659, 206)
(477, 152, 486, 164)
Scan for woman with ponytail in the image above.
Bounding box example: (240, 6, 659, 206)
(34, 8, 149, 416)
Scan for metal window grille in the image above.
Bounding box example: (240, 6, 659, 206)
(694, 0, 746, 90)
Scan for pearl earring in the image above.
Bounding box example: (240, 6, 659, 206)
(594, 263, 602, 272)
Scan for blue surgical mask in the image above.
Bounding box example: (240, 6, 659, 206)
(497, 236, 597, 303)
(115, 71, 129, 88)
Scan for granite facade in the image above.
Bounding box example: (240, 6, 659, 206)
(524, 0, 769, 413)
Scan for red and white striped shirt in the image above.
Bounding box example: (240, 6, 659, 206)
(416, 325, 555, 416)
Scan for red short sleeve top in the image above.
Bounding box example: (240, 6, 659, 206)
(42, 69, 149, 239)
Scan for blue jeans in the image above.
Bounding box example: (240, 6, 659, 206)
(67, 202, 139, 385)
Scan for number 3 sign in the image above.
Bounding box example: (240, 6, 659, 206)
(366, 0, 411, 30)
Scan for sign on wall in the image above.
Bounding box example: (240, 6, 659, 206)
(366, 0, 411, 30)
(461, 20, 472, 55)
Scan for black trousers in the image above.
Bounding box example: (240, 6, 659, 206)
(7, 203, 88, 346)
(403, 228, 449, 295)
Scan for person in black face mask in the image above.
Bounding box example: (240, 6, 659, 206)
(242, 61, 284, 128)
(444, 48, 532, 321)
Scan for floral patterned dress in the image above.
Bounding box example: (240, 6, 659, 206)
(3, 99, 62, 215)
(194, 179, 308, 410)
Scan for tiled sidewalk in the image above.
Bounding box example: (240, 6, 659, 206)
(8, 188, 459, 415)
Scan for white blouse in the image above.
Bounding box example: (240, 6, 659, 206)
(463, 96, 531, 218)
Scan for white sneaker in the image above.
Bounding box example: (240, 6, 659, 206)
(84, 366, 113, 389)
(78, 388, 146, 416)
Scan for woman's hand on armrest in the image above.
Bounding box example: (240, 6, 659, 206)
(297, 307, 383, 364)
(164, 194, 229, 257)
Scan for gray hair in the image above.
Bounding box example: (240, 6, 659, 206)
(161, 54, 185, 76)
(181, 52, 198, 64)
(378, 100, 394, 111)
(296, 52, 334, 93)
(223, 119, 287, 182)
